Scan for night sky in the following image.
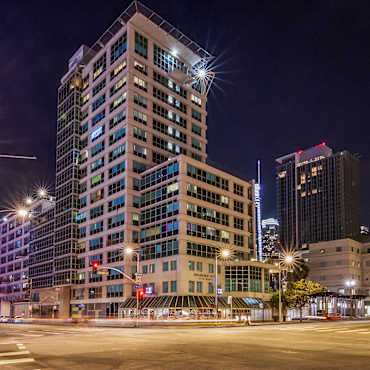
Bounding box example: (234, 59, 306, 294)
(0, 0, 369, 225)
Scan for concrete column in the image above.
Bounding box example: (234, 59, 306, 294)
(58, 286, 71, 319)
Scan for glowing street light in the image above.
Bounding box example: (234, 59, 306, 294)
(284, 255, 293, 264)
(37, 188, 47, 198)
(197, 69, 206, 79)
(220, 249, 230, 258)
(25, 197, 33, 205)
(16, 208, 29, 218)
(0, 208, 30, 219)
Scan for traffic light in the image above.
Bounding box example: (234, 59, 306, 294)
(137, 288, 145, 300)
(92, 261, 99, 273)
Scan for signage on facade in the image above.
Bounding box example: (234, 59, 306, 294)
(194, 273, 213, 281)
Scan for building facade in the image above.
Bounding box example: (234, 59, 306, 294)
(304, 238, 370, 316)
(69, 155, 268, 318)
(276, 143, 360, 250)
(1, 2, 274, 319)
(53, 1, 273, 319)
(0, 198, 57, 316)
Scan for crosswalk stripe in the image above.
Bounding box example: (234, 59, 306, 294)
(0, 358, 35, 365)
(0, 351, 30, 357)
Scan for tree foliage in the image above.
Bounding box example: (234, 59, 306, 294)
(285, 279, 326, 321)
(270, 291, 289, 311)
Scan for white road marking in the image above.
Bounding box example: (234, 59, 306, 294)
(0, 358, 35, 365)
(0, 350, 30, 357)
(41, 331, 64, 335)
(335, 329, 369, 333)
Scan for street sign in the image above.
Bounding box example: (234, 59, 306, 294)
(217, 288, 223, 295)
(97, 269, 109, 276)
(135, 273, 143, 284)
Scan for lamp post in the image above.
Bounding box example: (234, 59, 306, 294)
(215, 249, 231, 321)
(345, 280, 356, 319)
(124, 247, 140, 327)
(277, 253, 296, 322)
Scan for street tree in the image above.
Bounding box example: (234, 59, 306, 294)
(270, 291, 290, 321)
(285, 279, 326, 322)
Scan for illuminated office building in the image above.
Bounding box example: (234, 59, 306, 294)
(276, 143, 360, 250)
(55, 1, 272, 318)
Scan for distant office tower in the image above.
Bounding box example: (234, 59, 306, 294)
(276, 143, 360, 249)
(262, 218, 280, 259)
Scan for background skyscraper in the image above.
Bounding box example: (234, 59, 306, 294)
(262, 218, 280, 260)
(276, 143, 360, 250)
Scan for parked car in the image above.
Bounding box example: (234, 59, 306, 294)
(11, 316, 24, 323)
(0, 316, 11, 323)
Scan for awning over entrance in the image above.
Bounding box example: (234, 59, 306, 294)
(120, 296, 268, 310)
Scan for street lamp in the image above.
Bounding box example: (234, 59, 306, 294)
(124, 248, 140, 327)
(0, 208, 30, 219)
(37, 188, 48, 199)
(277, 251, 298, 322)
(16, 208, 29, 218)
(215, 248, 232, 321)
(345, 279, 356, 319)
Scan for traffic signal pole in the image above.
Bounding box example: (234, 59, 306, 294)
(136, 253, 140, 328)
(93, 261, 142, 327)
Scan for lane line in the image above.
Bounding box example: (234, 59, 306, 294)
(0, 350, 30, 357)
(0, 358, 35, 365)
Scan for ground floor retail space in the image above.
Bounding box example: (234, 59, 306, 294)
(71, 295, 272, 321)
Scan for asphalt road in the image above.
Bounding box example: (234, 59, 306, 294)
(0, 320, 369, 370)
